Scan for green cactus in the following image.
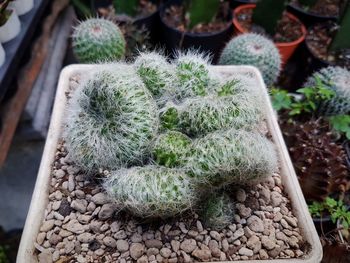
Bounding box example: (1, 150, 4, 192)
(72, 18, 126, 63)
(160, 102, 181, 131)
(305, 66, 350, 116)
(64, 67, 158, 172)
(134, 51, 175, 101)
(104, 166, 198, 218)
(174, 51, 212, 100)
(152, 131, 192, 168)
(187, 129, 278, 188)
(200, 193, 234, 230)
(219, 33, 281, 87)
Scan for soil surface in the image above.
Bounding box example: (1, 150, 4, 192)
(32, 76, 309, 263)
(290, 0, 340, 17)
(306, 22, 350, 69)
(162, 3, 231, 33)
(236, 9, 303, 43)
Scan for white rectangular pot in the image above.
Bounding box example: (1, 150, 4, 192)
(17, 65, 322, 263)
(0, 43, 5, 66)
(9, 0, 34, 16)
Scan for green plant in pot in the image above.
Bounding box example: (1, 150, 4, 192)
(232, 0, 307, 65)
(306, 1, 350, 69)
(160, 0, 233, 62)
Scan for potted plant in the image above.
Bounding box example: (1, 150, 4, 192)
(159, 0, 234, 63)
(233, 0, 307, 65)
(9, 0, 34, 16)
(287, 0, 342, 26)
(17, 54, 322, 262)
(305, 1, 350, 71)
(0, 0, 21, 43)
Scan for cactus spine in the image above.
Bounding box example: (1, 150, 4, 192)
(219, 33, 281, 87)
(65, 67, 158, 172)
(104, 166, 198, 218)
(72, 18, 126, 63)
(305, 66, 350, 116)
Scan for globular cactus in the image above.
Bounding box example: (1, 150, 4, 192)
(64, 67, 159, 172)
(187, 129, 278, 188)
(219, 33, 281, 87)
(304, 66, 350, 116)
(200, 193, 234, 230)
(104, 166, 198, 218)
(72, 18, 126, 63)
(134, 51, 175, 102)
(159, 79, 262, 136)
(174, 51, 212, 100)
(152, 131, 192, 168)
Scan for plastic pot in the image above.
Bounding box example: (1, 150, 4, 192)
(233, 4, 307, 65)
(9, 0, 34, 16)
(0, 43, 5, 67)
(0, 8, 21, 43)
(287, 3, 338, 28)
(159, 0, 234, 63)
(229, 0, 256, 9)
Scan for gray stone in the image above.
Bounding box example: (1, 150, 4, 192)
(130, 243, 144, 260)
(77, 233, 94, 243)
(247, 235, 261, 253)
(117, 239, 129, 252)
(103, 236, 117, 248)
(209, 231, 221, 241)
(232, 228, 244, 241)
(160, 247, 172, 258)
(238, 247, 253, 257)
(271, 191, 283, 207)
(38, 250, 53, 263)
(236, 189, 247, 202)
(192, 247, 211, 261)
(171, 240, 180, 252)
(70, 199, 87, 213)
(91, 193, 110, 205)
(247, 215, 264, 232)
(180, 239, 197, 253)
(98, 203, 118, 220)
(40, 220, 55, 232)
(261, 236, 276, 250)
(65, 219, 86, 234)
(145, 239, 163, 249)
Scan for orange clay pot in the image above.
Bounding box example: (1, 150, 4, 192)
(233, 4, 307, 65)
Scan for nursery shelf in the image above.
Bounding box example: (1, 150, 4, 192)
(0, 0, 50, 103)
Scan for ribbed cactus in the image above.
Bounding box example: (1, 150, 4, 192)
(104, 166, 198, 218)
(134, 51, 175, 101)
(304, 66, 350, 116)
(64, 67, 158, 172)
(187, 129, 278, 188)
(152, 131, 192, 168)
(174, 51, 212, 100)
(219, 33, 281, 87)
(200, 193, 235, 230)
(72, 18, 126, 63)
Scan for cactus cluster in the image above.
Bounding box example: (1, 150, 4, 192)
(187, 129, 278, 188)
(104, 166, 198, 218)
(65, 51, 278, 220)
(219, 33, 281, 87)
(72, 18, 126, 63)
(304, 66, 350, 116)
(200, 193, 235, 230)
(65, 67, 158, 172)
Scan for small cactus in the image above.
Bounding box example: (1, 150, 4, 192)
(219, 33, 281, 87)
(152, 131, 192, 168)
(64, 67, 158, 172)
(187, 129, 278, 188)
(200, 193, 234, 230)
(174, 51, 212, 100)
(304, 66, 350, 116)
(104, 166, 198, 218)
(134, 51, 175, 101)
(72, 18, 126, 63)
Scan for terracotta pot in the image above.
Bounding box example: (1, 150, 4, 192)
(233, 4, 307, 65)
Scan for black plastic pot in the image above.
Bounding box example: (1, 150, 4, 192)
(133, 8, 161, 44)
(287, 3, 338, 28)
(312, 215, 336, 235)
(229, 0, 256, 9)
(159, 0, 234, 63)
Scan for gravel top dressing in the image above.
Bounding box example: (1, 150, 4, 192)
(33, 75, 309, 263)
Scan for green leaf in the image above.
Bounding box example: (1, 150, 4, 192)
(113, 0, 139, 16)
(270, 88, 292, 111)
(329, 115, 350, 139)
(187, 0, 220, 28)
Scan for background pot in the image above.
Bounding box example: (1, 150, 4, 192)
(0, 43, 5, 67)
(229, 0, 256, 9)
(159, 0, 234, 63)
(9, 0, 34, 16)
(287, 3, 338, 27)
(0, 9, 21, 43)
(233, 4, 307, 65)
